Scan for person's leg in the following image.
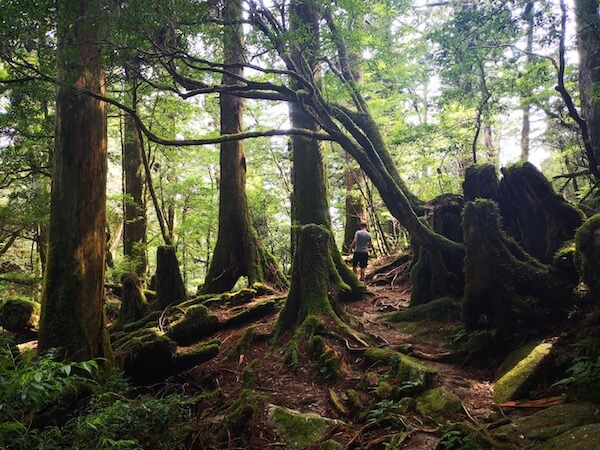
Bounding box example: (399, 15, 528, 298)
(352, 253, 358, 275)
(359, 253, 368, 281)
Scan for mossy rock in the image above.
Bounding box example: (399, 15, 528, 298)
(385, 297, 461, 323)
(493, 402, 600, 446)
(364, 348, 436, 391)
(267, 404, 344, 450)
(0, 296, 40, 331)
(533, 423, 600, 449)
(575, 214, 600, 299)
(494, 340, 554, 403)
(416, 387, 461, 423)
(168, 304, 220, 344)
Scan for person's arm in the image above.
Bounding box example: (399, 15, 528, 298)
(350, 232, 358, 252)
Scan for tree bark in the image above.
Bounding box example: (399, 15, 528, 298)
(38, 0, 112, 362)
(122, 75, 148, 280)
(575, 0, 600, 176)
(277, 0, 363, 332)
(201, 0, 287, 294)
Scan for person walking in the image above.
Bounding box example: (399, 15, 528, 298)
(350, 221, 372, 281)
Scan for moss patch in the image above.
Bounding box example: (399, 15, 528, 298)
(364, 348, 436, 392)
(384, 297, 461, 323)
(493, 402, 600, 446)
(168, 304, 219, 344)
(534, 423, 600, 450)
(268, 404, 343, 450)
(415, 387, 462, 423)
(0, 296, 40, 331)
(494, 341, 553, 403)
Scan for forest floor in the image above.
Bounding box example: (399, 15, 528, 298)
(167, 256, 548, 449)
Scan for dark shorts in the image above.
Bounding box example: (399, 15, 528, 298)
(352, 251, 368, 269)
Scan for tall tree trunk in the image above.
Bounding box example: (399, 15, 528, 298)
(123, 76, 148, 280)
(115, 73, 150, 327)
(277, 0, 363, 333)
(571, 0, 600, 179)
(201, 0, 287, 294)
(38, 0, 112, 362)
(520, 0, 534, 161)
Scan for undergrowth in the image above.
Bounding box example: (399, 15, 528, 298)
(0, 346, 194, 449)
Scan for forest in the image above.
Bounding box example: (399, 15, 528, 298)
(1, 0, 600, 448)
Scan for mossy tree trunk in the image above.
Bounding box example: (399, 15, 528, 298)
(462, 200, 570, 335)
(201, 0, 287, 294)
(277, 0, 363, 333)
(38, 0, 112, 362)
(410, 194, 464, 306)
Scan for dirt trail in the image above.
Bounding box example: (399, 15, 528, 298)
(185, 274, 511, 449)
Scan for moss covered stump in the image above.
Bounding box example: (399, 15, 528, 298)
(463, 164, 501, 202)
(113, 273, 150, 331)
(499, 162, 585, 263)
(462, 200, 570, 334)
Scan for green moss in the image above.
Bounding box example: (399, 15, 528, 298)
(269, 405, 343, 450)
(394, 321, 462, 349)
(575, 214, 600, 297)
(168, 304, 219, 344)
(174, 339, 220, 372)
(308, 334, 343, 382)
(241, 359, 260, 389)
(284, 339, 299, 371)
(0, 296, 40, 331)
(119, 310, 161, 333)
(219, 392, 267, 441)
(374, 381, 393, 399)
(493, 403, 600, 446)
(384, 297, 461, 323)
(494, 341, 553, 403)
(415, 387, 461, 422)
(534, 423, 600, 449)
(226, 298, 280, 327)
(364, 348, 436, 391)
(346, 389, 363, 413)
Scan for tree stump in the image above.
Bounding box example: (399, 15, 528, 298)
(155, 245, 187, 309)
(113, 273, 150, 331)
(462, 200, 570, 335)
(499, 162, 585, 263)
(463, 164, 500, 202)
